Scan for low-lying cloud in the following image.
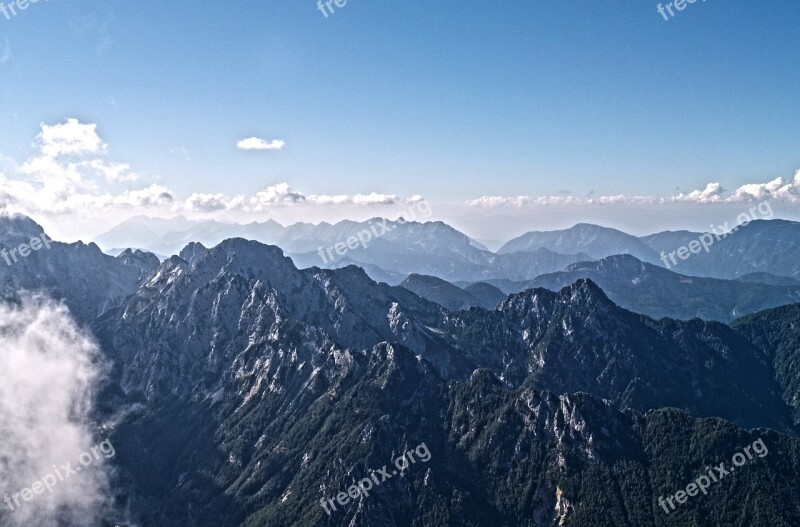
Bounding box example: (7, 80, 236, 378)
(0, 297, 112, 527)
(465, 170, 800, 208)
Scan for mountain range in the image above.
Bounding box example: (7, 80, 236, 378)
(525, 254, 800, 323)
(3, 213, 800, 525)
(94, 216, 800, 287)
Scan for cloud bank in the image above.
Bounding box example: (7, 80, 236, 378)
(465, 172, 800, 208)
(1, 118, 799, 235)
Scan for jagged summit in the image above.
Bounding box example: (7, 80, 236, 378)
(0, 213, 46, 241)
(178, 241, 208, 265)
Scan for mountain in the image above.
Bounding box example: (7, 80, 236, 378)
(454, 278, 531, 295)
(0, 215, 157, 323)
(732, 303, 800, 426)
(97, 217, 800, 285)
(104, 356, 800, 526)
(93, 215, 205, 252)
(178, 241, 208, 266)
(97, 216, 591, 284)
(400, 274, 491, 310)
(322, 256, 407, 285)
(91, 257, 800, 526)
(6, 215, 800, 525)
(642, 220, 800, 279)
(527, 254, 800, 322)
(282, 222, 591, 283)
(96, 215, 484, 260)
(639, 229, 703, 254)
(88, 237, 798, 432)
(463, 282, 507, 308)
(400, 277, 510, 311)
(498, 223, 661, 263)
(85, 237, 800, 524)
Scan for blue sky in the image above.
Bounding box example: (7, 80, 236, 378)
(0, 0, 799, 239)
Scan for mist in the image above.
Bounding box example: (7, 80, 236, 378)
(0, 296, 112, 527)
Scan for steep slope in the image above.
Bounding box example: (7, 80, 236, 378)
(91, 238, 493, 397)
(464, 280, 794, 432)
(103, 344, 800, 526)
(732, 304, 800, 425)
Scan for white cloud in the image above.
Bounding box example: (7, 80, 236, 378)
(0, 119, 169, 216)
(184, 192, 230, 212)
(236, 137, 285, 151)
(176, 183, 404, 212)
(169, 147, 190, 159)
(0, 297, 112, 527)
(82, 160, 138, 183)
(309, 192, 398, 205)
(0, 120, 405, 222)
(36, 119, 107, 158)
(674, 182, 725, 203)
(111, 184, 174, 208)
(249, 182, 305, 206)
(5, 118, 800, 241)
(728, 172, 800, 202)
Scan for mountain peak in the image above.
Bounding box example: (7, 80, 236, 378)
(201, 238, 295, 279)
(178, 241, 208, 266)
(497, 223, 660, 263)
(559, 278, 611, 303)
(0, 213, 47, 242)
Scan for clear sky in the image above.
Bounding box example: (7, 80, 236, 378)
(0, 0, 799, 240)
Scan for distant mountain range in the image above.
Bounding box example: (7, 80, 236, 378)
(641, 219, 800, 279)
(95, 215, 593, 283)
(526, 254, 800, 322)
(399, 274, 505, 310)
(95, 216, 800, 286)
